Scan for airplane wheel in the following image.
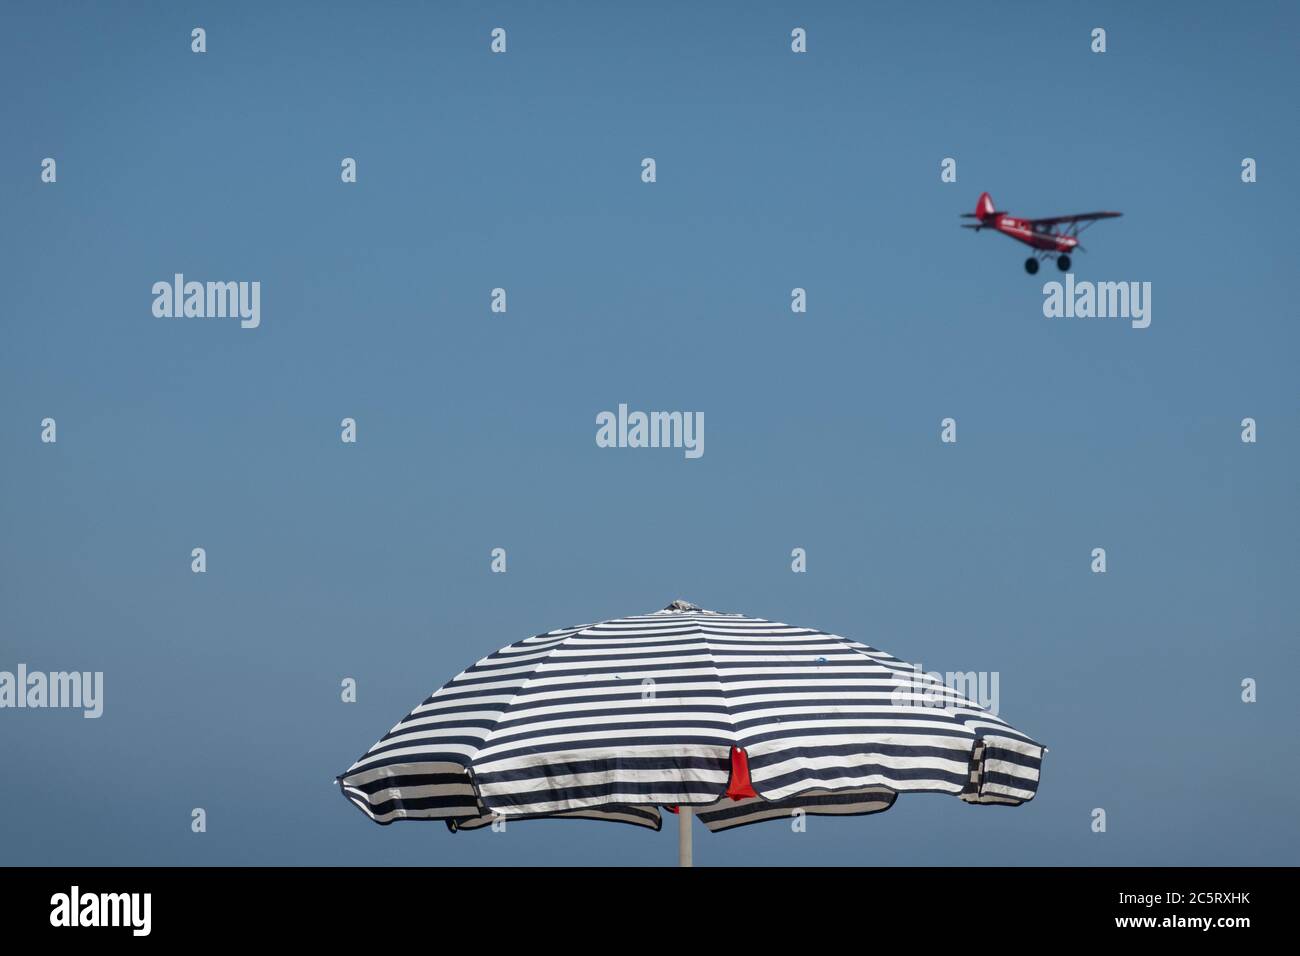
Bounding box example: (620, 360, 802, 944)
(1057, 254, 1071, 271)
(1024, 257, 1039, 275)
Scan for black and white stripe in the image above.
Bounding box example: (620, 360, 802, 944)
(339, 602, 1045, 832)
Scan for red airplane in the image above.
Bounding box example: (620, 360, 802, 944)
(961, 192, 1122, 274)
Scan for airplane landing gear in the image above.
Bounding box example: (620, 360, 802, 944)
(1057, 254, 1072, 271)
(1024, 257, 1039, 275)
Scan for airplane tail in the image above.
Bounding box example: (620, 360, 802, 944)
(974, 191, 996, 219)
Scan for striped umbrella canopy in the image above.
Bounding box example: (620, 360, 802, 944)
(338, 601, 1045, 863)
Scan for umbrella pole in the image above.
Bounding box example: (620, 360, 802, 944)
(678, 805, 693, 867)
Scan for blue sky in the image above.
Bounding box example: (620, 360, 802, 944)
(1, 0, 1297, 865)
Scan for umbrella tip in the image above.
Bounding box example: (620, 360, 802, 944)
(665, 599, 701, 612)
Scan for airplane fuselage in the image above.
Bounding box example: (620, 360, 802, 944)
(986, 215, 1079, 252)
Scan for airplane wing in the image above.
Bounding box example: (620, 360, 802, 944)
(1027, 211, 1122, 226)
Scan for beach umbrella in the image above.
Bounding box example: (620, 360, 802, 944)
(337, 601, 1045, 865)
